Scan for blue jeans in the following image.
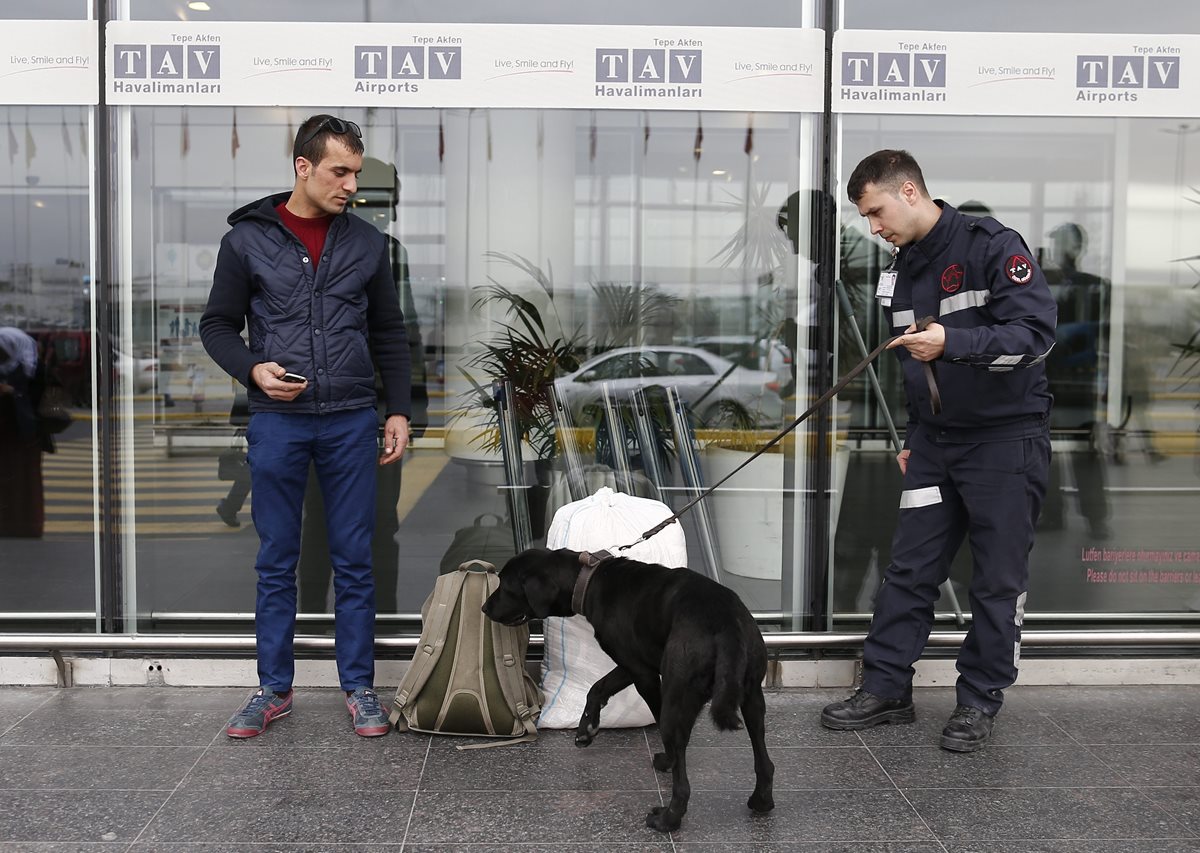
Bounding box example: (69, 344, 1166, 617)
(246, 408, 379, 692)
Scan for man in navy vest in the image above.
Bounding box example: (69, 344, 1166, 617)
(200, 115, 411, 738)
(820, 150, 1056, 752)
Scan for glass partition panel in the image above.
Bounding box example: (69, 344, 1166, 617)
(112, 0, 828, 635)
(831, 116, 1200, 625)
(115, 104, 826, 631)
(0, 105, 97, 631)
(831, 0, 1200, 626)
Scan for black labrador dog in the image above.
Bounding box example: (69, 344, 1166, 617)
(482, 547, 774, 832)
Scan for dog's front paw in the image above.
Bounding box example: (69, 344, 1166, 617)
(574, 709, 600, 747)
(747, 789, 775, 813)
(646, 806, 681, 833)
(652, 751, 673, 772)
(574, 720, 598, 748)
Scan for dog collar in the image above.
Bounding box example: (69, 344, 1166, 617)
(572, 549, 613, 614)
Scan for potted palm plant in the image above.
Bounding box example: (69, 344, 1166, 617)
(455, 253, 690, 536)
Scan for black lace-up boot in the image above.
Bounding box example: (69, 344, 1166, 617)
(940, 703, 995, 752)
(820, 689, 915, 730)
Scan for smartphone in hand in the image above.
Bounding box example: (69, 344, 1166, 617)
(280, 372, 307, 384)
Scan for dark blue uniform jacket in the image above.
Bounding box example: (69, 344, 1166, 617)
(200, 192, 411, 418)
(887, 202, 1057, 443)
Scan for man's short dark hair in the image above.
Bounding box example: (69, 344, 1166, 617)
(292, 114, 365, 168)
(846, 149, 929, 203)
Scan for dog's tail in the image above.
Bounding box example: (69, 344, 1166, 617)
(709, 631, 747, 731)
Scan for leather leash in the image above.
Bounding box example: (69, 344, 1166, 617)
(612, 314, 941, 554)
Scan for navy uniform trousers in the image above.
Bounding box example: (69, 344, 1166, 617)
(862, 420, 1051, 715)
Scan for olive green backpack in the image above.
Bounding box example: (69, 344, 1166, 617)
(389, 560, 540, 748)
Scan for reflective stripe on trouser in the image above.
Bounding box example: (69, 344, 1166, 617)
(247, 408, 380, 692)
(862, 426, 1050, 715)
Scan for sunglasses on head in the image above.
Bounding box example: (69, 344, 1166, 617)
(296, 117, 362, 152)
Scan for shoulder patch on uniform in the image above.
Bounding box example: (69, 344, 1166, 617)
(1005, 254, 1034, 285)
(941, 263, 964, 293)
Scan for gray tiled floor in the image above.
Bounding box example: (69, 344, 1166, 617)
(1, 685, 1199, 851)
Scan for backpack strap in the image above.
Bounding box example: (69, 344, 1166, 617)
(454, 570, 539, 750)
(494, 630, 539, 738)
(389, 569, 470, 730)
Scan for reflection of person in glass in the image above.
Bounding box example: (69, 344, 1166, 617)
(781, 191, 897, 613)
(1114, 308, 1166, 464)
(215, 390, 251, 528)
(0, 327, 46, 538)
(773, 189, 834, 395)
(1041, 222, 1112, 538)
(200, 115, 412, 739)
(820, 150, 1056, 753)
(299, 156, 426, 615)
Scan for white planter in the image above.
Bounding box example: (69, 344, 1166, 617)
(701, 443, 851, 580)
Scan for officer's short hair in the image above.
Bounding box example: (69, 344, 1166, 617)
(847, 149, 929, 203)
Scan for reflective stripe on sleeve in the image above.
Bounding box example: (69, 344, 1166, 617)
(938, 289, 990, 317)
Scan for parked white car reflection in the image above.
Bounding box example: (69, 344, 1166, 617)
(554, 345, 784, 428)
(687, 335, 794, 392)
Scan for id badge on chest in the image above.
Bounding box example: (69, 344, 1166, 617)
(875, 270, 897, 306)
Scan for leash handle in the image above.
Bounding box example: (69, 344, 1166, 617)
(624, 314, 940, 547)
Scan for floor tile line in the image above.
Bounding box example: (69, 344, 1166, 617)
(1134, 785, 1200, 789)
(924, 836, 1199, 842)
(639, 726, 676, 851)
(414, 787, 667, 793)
(669, 839, 946, 846)
(1075, 740, 1200, 746)
(681, 743, 876, 751)
(1079, 744, 1200, 842)
(898, 784, 1147, 791)
(0, 691, 56, 740)
(125, 845, 408, 849)
(1033, 705, 1092, 747)
(400, 733, 434, 850)
(0, 743, 211, 751)
(0, 786, 185, 792)
(124, 715, 227, 847)
(858, 730, 951, 853)
(680, 786, 898, 793)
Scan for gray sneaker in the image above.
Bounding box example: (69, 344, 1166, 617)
(346, 687, 390, 737)
(227, 687, 293, 738)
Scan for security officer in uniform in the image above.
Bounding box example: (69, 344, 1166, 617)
(821, 150, 1056, 752)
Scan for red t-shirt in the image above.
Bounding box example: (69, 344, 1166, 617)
(276, 202, 332, 270)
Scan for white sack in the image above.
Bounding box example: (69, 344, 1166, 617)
(538, 486, 687, 729)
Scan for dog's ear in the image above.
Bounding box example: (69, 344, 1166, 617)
(516, 550, 570, 617)
(521, 572, 557, 618)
